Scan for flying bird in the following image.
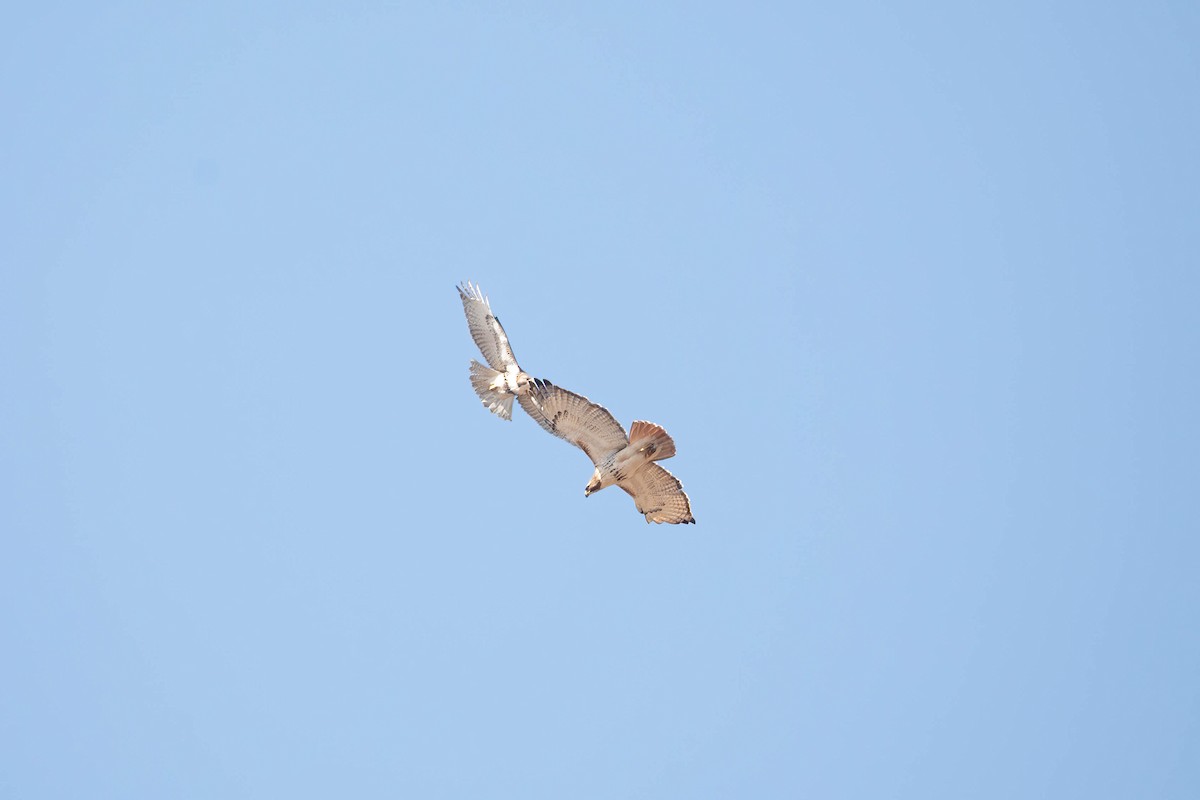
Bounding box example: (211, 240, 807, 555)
(457, 281, 535, 420)
(525, 378, 695, 524)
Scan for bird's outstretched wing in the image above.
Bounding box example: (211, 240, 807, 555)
(522, 378, 628, 465)
(457, 281, 517, 370)
(619, 463, 695, 524)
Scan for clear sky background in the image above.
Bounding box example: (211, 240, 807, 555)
(3, 3, 1198, 798)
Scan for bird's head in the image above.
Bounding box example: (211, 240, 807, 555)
(584, 475, 602, 497)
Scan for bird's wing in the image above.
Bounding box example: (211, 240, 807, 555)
(523, 378, 628, 465)
(457, 281, 518, 370)
(619, 463, 695, 524)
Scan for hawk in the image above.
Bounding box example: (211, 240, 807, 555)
(456, 281, 534, 420)
(525, 378, 695, 525)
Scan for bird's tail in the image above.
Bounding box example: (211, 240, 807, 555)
(469, 360, 515, 420)
(629, 420, 676, 461)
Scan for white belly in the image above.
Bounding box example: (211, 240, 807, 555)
(600, 446, 648, 488)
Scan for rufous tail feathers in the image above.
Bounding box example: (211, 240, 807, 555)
(628, 420, 676, 461)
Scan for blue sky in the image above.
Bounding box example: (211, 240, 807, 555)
(3, 2, 1198, 797)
